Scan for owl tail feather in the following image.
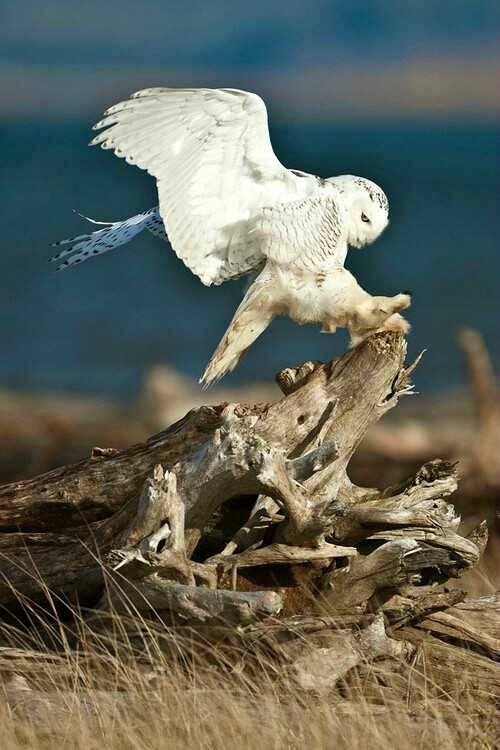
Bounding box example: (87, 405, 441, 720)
(48, 207, 166, 271)
(200, 279, 276, 388)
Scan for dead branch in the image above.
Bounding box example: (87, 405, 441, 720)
(458, 328, 498, 485)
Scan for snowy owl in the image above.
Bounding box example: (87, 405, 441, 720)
(50, 87, 411, 385)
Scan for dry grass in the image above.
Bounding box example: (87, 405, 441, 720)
(1, 640, 496, 750)
(0, 556, 498, 750)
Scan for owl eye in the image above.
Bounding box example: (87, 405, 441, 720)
(361, 213, 370, 223)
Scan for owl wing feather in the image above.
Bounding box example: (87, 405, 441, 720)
(90, 87, 323, 285)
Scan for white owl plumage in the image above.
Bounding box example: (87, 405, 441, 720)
(51, 87, 411, 385)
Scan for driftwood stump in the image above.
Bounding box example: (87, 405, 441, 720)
(0, 331, 497, 695)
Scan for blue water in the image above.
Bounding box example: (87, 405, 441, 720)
(0, 121, 497, 401)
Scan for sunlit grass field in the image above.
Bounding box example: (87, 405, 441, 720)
(1, 546, 497, 750)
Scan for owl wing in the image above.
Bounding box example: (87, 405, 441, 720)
(90, 87, 322, 285)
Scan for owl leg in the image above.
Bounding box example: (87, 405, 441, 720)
(358, 292, 411, 324)
(349, 292, 411, 346)
(200, 274, 279, 387)
(320, 322, 337, 333)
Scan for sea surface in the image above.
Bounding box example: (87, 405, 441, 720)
(0, 120, 497, 401)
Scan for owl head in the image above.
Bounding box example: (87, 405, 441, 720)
(326, 175, 389, 249)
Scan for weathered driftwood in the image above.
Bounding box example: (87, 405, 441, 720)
(0, 407, 224, 532)
(0, 330, 497, 698)
(381, 586, 468, 627)
(458, 328, 498, 485)
(415, 592, 500, 657)
(395, 626, 500, 700)
(285, 615, 412, 693)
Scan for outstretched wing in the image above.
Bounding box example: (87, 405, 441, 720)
(91, 87, 319, 285)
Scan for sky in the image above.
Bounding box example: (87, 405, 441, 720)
(0, 0, 498, 122)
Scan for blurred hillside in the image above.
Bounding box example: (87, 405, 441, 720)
(0, 0, 498, 121)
